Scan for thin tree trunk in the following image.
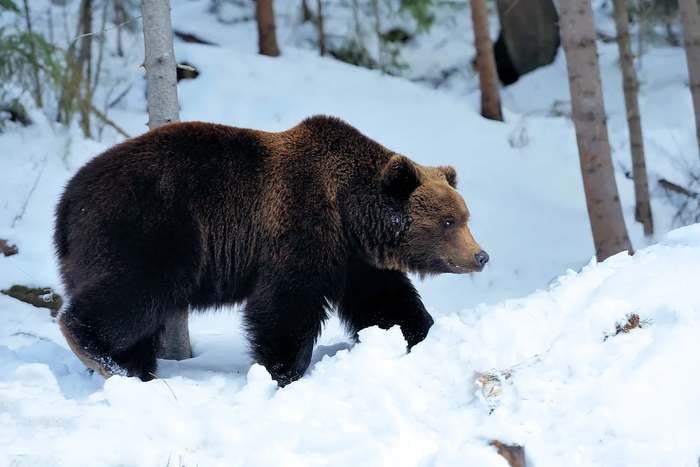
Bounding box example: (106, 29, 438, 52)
(317, 0, 325, 56)
(370, 0, 385, 73)
(470, 0, 503, 121)
(141, 0, 180, 129)
(116, 1, 124, 57)
(57, 0, 92, 134)
(141, 0, 190, 361)
(256, 0, 280, 57)
(22, 0, 43, 108)
(79, 0, 93, 137)
(679, 0, 700, 159)
(613, 0, 653, 236)
(559, 0, 633, 260)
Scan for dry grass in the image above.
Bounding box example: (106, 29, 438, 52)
(603, 313, 653, 341)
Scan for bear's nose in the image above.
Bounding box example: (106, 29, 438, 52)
(474, 251, 489, 269)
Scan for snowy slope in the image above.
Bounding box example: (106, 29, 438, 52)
(2, 218, 700, 465)
(2, 0, 700, 465)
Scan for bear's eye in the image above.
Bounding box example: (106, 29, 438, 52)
(443, 220, 454, 228)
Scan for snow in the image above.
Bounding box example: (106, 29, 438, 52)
(1, 0, 700, 464)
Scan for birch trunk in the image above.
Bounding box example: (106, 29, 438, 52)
(141, 0, 180, 129)
(679, 0, 700, 159)
(141, 0, 190, 360)
(256, 0, 280, 57)
(612, 0, 653, 236)
(470, 0, 503, 121)
(559, 0, 633, 260)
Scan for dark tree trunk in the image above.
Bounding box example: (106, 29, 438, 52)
(256, 0, 280, 57)
(471, 0, 503, 121)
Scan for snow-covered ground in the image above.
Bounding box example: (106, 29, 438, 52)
(1, 0, 700, 464)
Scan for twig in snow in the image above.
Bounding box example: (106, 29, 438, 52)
(148, 372, 178, 401)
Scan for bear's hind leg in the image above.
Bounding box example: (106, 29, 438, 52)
(243, 278, 329, 387)
(339, 257, 434, 349)
(59, 291, 164, 381)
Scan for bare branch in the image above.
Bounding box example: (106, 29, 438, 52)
(69, 15, 142, 44)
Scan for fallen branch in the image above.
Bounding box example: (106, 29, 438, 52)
(83, 97, 131, 139)
(173, 30, 217, 45)
(659, 178, 699, 199)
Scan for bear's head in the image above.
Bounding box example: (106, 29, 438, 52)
(381, 154, 488, 277)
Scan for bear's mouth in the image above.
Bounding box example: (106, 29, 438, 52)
(446, 260, 483, 274)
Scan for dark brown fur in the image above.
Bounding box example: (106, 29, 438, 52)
(55, 116, 487, 386)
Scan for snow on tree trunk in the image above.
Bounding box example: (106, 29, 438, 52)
(559, 0, 633, 261)
(612, 0, 653, 237)
(141, 0, 179, 130)
(256, 0, 280, 57)
(141, 0, 190, 360)
(679, 0, 700, 159)
(470, 0, 503, 121)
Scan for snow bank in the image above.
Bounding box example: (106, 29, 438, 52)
(2, 223, 699, 466)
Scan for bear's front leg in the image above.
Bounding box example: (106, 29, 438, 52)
(339, 257, 434, 349)
(243, 279, 328, 387)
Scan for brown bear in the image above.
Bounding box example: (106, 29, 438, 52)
(54, 116, 488, 387)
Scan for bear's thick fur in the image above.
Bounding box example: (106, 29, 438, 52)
(55, 116, 488, 386)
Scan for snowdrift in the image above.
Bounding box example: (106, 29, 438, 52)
(1, 224, 699, 466)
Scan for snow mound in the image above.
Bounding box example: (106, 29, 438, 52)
(1, 224, 699, 466)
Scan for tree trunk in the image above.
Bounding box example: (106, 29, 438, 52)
(256, 0, 280, 57)
(612, 0, 653, 236)
(79, 0, 93, 137)
(141, 0, 190, 361)
(317, 0, 326, 56)
(370, 0, 385, 73)
(57, 0, 92, 135)
(559, 0, 633, 261)
(471, 0, 503, 121)
(141, 0, 180, 129)
(22, 0, 43, 108)
(679, 0, 700, 159)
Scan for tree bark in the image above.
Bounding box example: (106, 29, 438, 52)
(141, 0, 190, 360)
(612, 0, 653, 236)
(79, 0, 93, 137)
(317, 0, 326, 56)
(471, 0, 503, 121)
(256, 0, 280, 57)
(141, 0, 180, 129)
(679, 0, 700, 159)
(559, 0, 632, 260)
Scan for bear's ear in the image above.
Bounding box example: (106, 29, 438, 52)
(382, 155, 420, 196)
(439, 165, 458, 188)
